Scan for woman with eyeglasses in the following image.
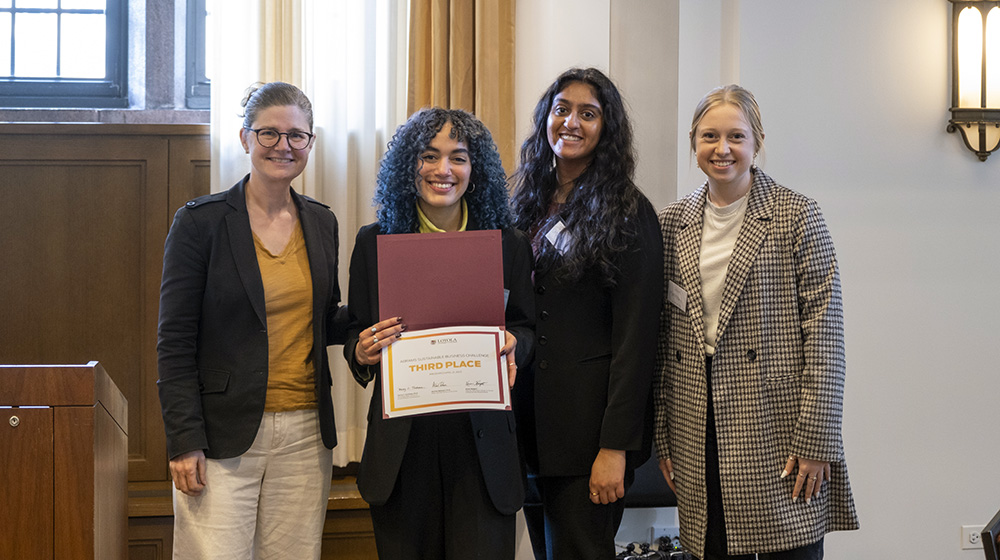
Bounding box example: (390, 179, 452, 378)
(157, 81, 347, 559)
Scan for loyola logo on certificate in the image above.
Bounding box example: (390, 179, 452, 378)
(431, 337, 458, 345)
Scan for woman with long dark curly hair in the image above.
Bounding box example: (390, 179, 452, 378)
(510, 67, 664, 559)
(343, 107, 535, 559)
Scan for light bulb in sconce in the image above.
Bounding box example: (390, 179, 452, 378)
(957, 6, 983, 108)
(948, 1, 1000, 161)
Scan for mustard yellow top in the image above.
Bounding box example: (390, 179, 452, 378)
(416, 199, 468, 233)
(252, 222, 318, 411)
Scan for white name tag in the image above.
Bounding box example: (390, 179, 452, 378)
(667, 280, 687, 312)
(544, 220, 572, 255)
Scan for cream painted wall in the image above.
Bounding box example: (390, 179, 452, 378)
(513, 0, 677, 210)
(609, 0, 679, 210)
(516, 0, 1000, 558)
(514, 0, 611, 163)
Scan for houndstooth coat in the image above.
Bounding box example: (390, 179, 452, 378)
(654, 169, 858, 557)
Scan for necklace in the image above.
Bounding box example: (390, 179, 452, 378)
(553, 173, 578, 204)
(555, 170, 576, 188)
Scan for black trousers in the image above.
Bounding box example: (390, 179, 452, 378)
(369, 413, 515, 560)
(522, 469, 634, 560)
(702, 356, 824, 560)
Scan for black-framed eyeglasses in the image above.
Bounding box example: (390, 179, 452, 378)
(244, 127, 315, 149)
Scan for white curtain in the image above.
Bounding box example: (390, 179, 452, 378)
(210, 0, 409, 466)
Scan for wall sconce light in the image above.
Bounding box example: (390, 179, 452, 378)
(948, 0, 1000, 161)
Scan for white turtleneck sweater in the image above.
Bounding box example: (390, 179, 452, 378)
(699, 193, 749, 355)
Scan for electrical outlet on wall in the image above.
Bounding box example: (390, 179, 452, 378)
(962, 525, 984, 550)
(651, 525, 680, 547)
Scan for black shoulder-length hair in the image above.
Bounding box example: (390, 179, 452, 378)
(510, 67, 644, 286)
(374, 108, 511, 234)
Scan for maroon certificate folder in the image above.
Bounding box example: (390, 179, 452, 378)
(376, 230, 505, 330)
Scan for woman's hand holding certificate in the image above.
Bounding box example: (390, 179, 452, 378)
(355, 316, 405, 366)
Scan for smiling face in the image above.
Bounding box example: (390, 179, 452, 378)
(415, 122, 471, 228)
(239, 104, 313, 187)
(546, 81, 603, 167)
(693, 102, 758, 196)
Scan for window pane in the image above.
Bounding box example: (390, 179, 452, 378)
(61, 0, 106, 9)
(61, 14, 104, 78)
(14, 13, 57, 77)
(2, 0, 124, 107)
(15, 0, 58, 8)
(0, 14, 10, 76)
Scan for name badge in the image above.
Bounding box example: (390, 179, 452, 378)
(544, 220, 572, 255)
(667, 280, 687, 312)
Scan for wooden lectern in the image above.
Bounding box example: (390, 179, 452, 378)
(0, 361, 128, 560)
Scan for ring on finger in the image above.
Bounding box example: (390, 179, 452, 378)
(809, 476, 817, 481)
(371, 326, 377, 334)
(372, 334, 379, 344)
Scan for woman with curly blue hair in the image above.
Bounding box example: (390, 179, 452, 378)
(342, 107, 535, 559)
(510, 68, 664, 559)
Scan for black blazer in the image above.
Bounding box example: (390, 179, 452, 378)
(514, 197, 664, 477)
(157, 175, 347, 460)
(343, 221, 535, 515)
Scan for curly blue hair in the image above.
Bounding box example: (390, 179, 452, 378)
(375, 108, 512, 234)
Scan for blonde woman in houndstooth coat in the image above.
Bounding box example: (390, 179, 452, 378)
(654, 85, 859, 560)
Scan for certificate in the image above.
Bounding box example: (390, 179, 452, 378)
(380, 326, 510, 419)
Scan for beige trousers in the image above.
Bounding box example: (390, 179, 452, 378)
(172, 410, 334, 559)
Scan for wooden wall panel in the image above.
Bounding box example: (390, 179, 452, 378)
(167, 135, 212, 216)
(321, 511, 379, 560)
(127, 517, 173, 560)
(0, 124, 210, 483)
